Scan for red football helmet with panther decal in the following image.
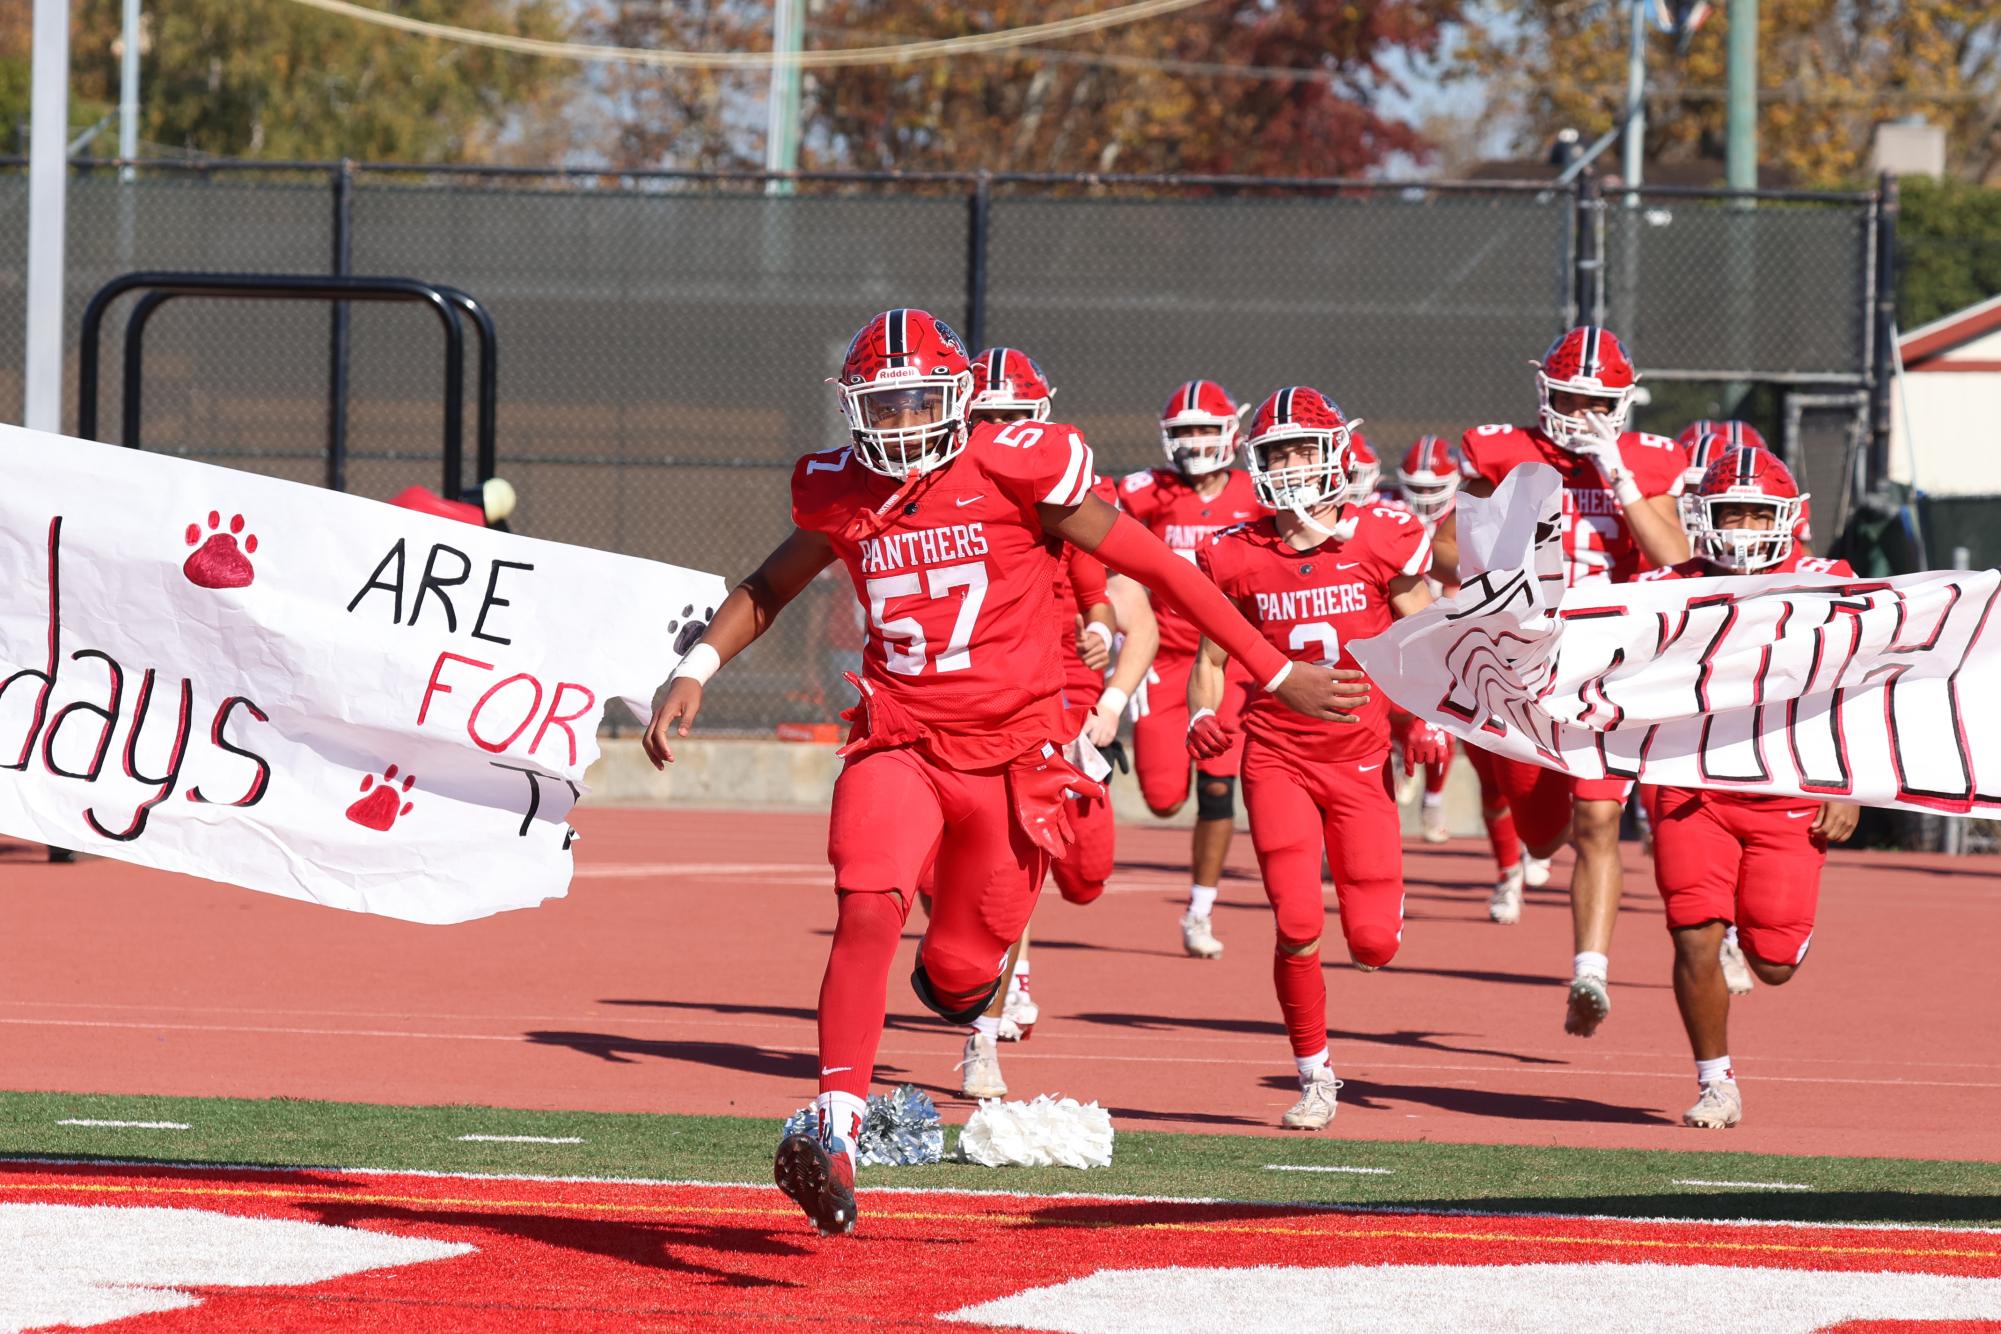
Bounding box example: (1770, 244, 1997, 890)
(833, 308, 975, 479)
(1536, 325, 1639, 451)
(1245, 386, 1359, 512)
(968, 346, 1054, 423)
(1690, 446, 1807, 572)
(1398, 435, 1461, 521)
(1159, 379, 1242, 477)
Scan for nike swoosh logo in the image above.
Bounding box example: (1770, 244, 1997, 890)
(1785, 811, 1812, 820)
(820, 1065, 852, 1075)
(956, 495, 984, 508)
(1336, 562, 1362, 570)
(1357, 763, 1382, 773)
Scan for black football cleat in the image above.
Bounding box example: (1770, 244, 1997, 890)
(774, 1133, 858, 1236)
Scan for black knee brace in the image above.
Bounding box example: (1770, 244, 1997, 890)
(1196, 774, 1237, 823)
(910, 960, 1008, 1026)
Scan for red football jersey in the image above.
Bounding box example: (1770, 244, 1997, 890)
(1197, 505, 1431, 765)
(1118, 467, 1267, 655)
(1459, 424, 1687, 587)
(791, 417, 1098, 769)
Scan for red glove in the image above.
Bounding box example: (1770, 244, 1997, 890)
(1403, 722, 1450, 774)
(1187, 708, 1232, 760)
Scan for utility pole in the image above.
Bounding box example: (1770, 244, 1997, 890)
(119, 0, 140, 175)
(1725, 0, 1757, 190)
(1620, 0, 1646, 198)
(763, 0, 805, 196)
(24, 0, 70, 433)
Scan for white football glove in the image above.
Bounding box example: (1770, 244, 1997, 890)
(1576, 412, 1643, 507)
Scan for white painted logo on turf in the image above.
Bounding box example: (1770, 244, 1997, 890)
(942, 1263, 2001, 1334)
(0, 1203, 472, 1331)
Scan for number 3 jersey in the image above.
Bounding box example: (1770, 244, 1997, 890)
(1458, 424, 1688, 587)
(791, 418, 1100, 770)
(1196, 506, 1430, 765)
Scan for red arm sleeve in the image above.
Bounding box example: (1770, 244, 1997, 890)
(1067, 548, 1110, 611)
(1092, 513, 1290, 688)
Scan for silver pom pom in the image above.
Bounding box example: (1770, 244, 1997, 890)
(776, 1085, 943, 1167)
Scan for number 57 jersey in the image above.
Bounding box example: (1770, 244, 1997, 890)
(1196, 506, 1430, 765)
(791, 418, 1100, 770)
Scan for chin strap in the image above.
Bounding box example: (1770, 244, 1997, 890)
(1289, 502, 1356, 543)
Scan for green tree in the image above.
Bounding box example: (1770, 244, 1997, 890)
(19, 0, 580, 163)
(1897, 176, 2001, 329)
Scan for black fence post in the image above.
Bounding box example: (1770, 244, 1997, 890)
(1573, 175, 1604, 328)
(1867, 172, 1899, 492)
(965, 172, 992, 351)
(327, 160, 355, 491)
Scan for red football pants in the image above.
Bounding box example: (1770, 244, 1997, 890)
(819, 747, 1050, 1099)
(1131, 651, 1253, 814)
(1051, 790, 1115, 905)
(1652, 787, 1825, 967)
(1242, 740, 1406, 1060)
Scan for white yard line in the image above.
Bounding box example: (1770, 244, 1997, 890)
(1263, 1165, 1393, 1176)
(455, 1134, 584, 1145)
(1673, 1179, 1813, 1191)
(56, 1119, 190, 1131)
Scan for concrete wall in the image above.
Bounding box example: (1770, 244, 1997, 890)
(583, 737, 1492, 838)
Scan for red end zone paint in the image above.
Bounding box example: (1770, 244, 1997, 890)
(4, 1162, 1999, 1330)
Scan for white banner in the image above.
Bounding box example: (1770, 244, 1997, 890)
(0, 425, 726, 922)
(1350, 464, 2001, 814)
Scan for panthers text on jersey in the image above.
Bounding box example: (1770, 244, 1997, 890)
(1118, 467, 1267, 654)
(1459, 423, 1688, 586)
(792, 417, 1098, 770)
(1197, 504, 1430, 765)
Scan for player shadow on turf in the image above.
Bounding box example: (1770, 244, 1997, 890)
(1072, 1011, 1564, 1065)
(1380, 964, 1669, 990)
(299, 1199, 812, 1286)
(1294, 1075, 1675, 1126)
(804, 928, 1191, 960)
(597, 999, 937, 1034)
(523, 1030, 821, 1078)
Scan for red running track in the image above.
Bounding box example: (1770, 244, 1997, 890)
(1, 809, 1997, 1160)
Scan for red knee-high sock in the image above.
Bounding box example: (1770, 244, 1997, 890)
(1272, 946, 1328, 1060)
(817, 891, 907, 1099)
(1424, 756, 1451, 796)
(1485, 805, 1521, 872)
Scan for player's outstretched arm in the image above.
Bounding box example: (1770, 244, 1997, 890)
(1103, 575, 1159, 704)
(1042, 493, 1370, 723)
(643, 527, 835, 769)
(1186, 637, 1232, 759)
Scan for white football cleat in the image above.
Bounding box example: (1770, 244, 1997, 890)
(1420, 801, 1449, 844)
(957, 1032, 1007, 1100)
(997, 975, 1039, 1041)
(1682, 1080, 1743, 1129)
(1281, 1066, 1344, 1130)
(1563, 973, 1611, 1037)
(1719, 937, 1755, 996)
(1522, 853, 1553, 889)
(1488, 866, 1524, 924)
(1180, 912, 1224, 959)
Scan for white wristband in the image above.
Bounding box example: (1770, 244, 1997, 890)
(1186, 707, 1217, 737)
(670, 642, 722, 686)
(1083, 621, 1115, 650)
(1095, 685, 1129, 720)
(1261, 660, 1293, 693)
(1611, 474, 1643, 507)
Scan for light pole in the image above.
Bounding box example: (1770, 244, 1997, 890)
(763, 0, 805, 196)
(24, 0, 70, 433)
(1725, 0, 1756, 190)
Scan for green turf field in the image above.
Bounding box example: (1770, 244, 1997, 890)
(5, 1090, 1998, 1229)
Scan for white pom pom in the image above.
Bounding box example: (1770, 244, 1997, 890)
(481, 476, 518, 523)
(960, 1095, 1114, 1169)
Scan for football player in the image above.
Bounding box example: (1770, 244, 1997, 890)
(1634, 448, 1857, 1128)
(1434, 326, 1690, 1037)
(645, 310, 1365, 1234)
(1189, 387, 1440, 1131)
(1118, 380, 1268, 960)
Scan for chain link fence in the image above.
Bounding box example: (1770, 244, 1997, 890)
(0, 162, 1888, 729)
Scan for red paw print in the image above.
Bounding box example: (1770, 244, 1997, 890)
(345, 765, 415, 832)
(183, 511, 258, 589)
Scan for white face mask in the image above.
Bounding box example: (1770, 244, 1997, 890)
(1248, 430, 1351, 514)
(1537, 377, 1632, 451)
(1163, 420, 1238, 476)
(840, 373, 973, 479)
(1695, 496, 1803, 572)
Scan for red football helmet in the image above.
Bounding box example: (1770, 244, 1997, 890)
(1679, 428, 1740, 498)
(1160, 379, 1242, 477)
(833, 308, 975, 479)
(969, 346, 1054, 423)
(1536, 325, 1639, 452)
(1690, 446, 1807, 573)
(1398, 435, 1461, 521)
(1675, 419, 1768, 454)
(1346, 429, 1381, 500)
(1245, 386, 1357, 513)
